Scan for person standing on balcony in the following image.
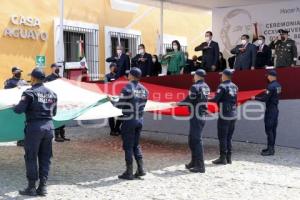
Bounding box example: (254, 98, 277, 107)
(162, 40, 185, 75)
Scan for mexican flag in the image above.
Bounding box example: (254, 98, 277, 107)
(0, 79, 109, 142)
(0, 78, 263, 142)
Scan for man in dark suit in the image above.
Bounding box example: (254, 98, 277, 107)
(106, 46, 130, 78)
(131, 44, 153, 77)
(255, 35, 272, 69)
(231, 34, 257, 70)
(195, 31, 220, 72)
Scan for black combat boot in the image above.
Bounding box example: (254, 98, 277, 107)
(185, 158, 195, 169)
(16, 140, 24, 147)
(212, 154, 227, 165)
(189, 160, 205, 173)
(261, 147, 269, 153)
(55, 130, 64, 142)
(134, 159, 146, 177)
(261, 146, 275, 156)
(118, 161, 134, 180)
(36, 178, 47, 196)
(226, 152, 232, 164)
(19, 180, 37, 196)
(60, 128, 70, 141)
(110, 131, 119, 136)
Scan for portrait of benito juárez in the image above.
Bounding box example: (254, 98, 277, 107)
(220, 9, 253, 58)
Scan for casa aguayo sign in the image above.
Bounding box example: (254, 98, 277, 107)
(3, 15, 48, 41)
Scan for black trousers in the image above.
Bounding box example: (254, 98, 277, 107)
(217, 118, 236, 155)
(54, 125, 65, 138)
(264, 109, 279, 147)
(121, 119, 143, 163)
(24, 121, 53, 181)
(189, 116, 205, 161)
(108, 118, 122, 132)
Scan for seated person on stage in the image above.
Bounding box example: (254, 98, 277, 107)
(183, 52, 193, 74)
(190, 55, 201, 72)
(216, 52, 227, 71)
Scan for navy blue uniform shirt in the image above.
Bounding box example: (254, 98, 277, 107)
(105, 72, 118, 83)
(44, 73, 60, 82)
(255, 80, 281, 110)
(179, 80, 210, 116)
(14, 83, 57, 122)
(115, 81, 148, 120)
(210, 80, 238, 118)
(4, 77, 28, 89)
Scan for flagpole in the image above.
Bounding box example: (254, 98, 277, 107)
(159, 0, 164, 56)
(59, 0, 65, 64)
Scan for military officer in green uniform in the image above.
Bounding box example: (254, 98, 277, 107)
(270, 29, 298, 67)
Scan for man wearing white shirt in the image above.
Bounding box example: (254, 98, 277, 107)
(255, 35, 272, 68)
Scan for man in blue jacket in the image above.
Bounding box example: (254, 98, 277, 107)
(231, 34, 257, 70)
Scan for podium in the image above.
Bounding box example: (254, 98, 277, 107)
(64, 59, 89, 82)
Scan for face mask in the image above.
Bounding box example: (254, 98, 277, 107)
(257, 40, 263, 45)
(139, 49, 145, 54)
(14, 72, 21, 79)
(241, 39, 247, 45)
(55, 68, 60, 74)
(117, 50, 122, 54)
(152, 58, 156, 63)
(173, 45, 178, 50)
(205, 37, 210, 42)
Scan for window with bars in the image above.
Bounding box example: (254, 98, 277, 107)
(63, 25, 99, 80)
(109, 31, 141, 56)
(163, 43, 188, 54)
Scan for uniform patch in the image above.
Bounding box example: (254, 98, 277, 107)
(276, 87, 282, 94)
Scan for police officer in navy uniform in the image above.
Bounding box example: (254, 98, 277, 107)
(210, 69, 238, 165)
(104, 63, 118, 82)
(252, 70, 281, 156)
(4, 67, 28, 89)
(4, 66, 29, 146)
(14, 68, 57, 196)
(110, 67, 148, 180)
(44, 63, 70, 142)
(44, 63, 61, 82)
(172, 69, 210, 173)
(105, 63, 123, 136)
